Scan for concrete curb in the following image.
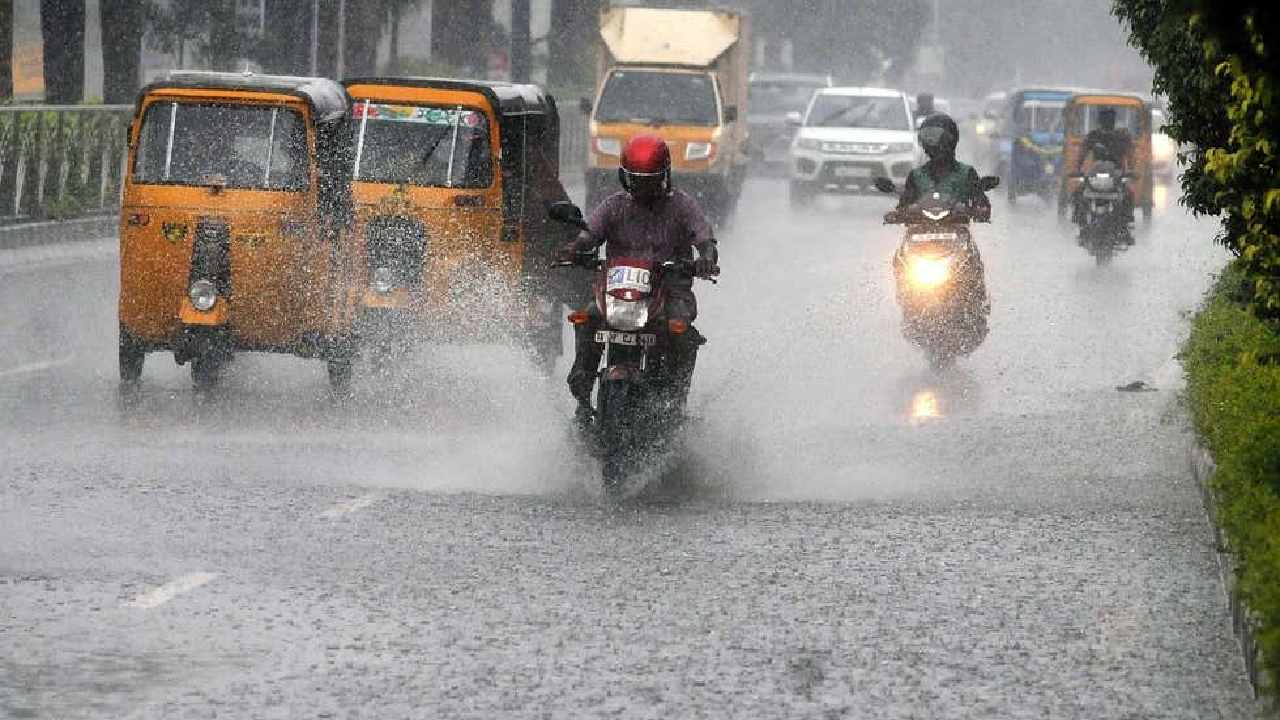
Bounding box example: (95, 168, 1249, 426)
(0, 215, 118, 252)
(1191, 442, 1274, 702)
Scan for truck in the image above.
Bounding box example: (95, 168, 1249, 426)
(581, 5, 751, 223)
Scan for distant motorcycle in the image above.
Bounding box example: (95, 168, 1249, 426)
(876, 177, 997, 370)
(1071, 159, 1132, 265)
(548, 202, 716, 496)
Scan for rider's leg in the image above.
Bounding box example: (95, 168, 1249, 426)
(664, 288, 701, 414)
(567, 305, 603, 424)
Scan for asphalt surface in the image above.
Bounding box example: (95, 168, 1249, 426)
(0, 175, 1263, 718)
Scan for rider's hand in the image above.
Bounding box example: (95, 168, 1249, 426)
(694, 241, 719, 277)
(972, 206, 992, 223)
(883, 209, 903, 224)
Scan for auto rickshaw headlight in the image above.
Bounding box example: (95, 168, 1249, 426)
(371, 267, 396, 294)
(189, 280, 218, 312)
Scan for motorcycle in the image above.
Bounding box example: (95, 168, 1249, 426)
(875, 176, 997, 371)
(1070, 158, 1132, 265)
(547, 202, 716, 497)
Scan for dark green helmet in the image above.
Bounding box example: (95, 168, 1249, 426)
(918, 112, 959, 160)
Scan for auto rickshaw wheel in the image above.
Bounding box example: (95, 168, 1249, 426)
(327, 358, 354, 392)
(118, 329, 145, 383)
(191, 355, 222, 391)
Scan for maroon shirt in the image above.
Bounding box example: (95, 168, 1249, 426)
(586, 190, 714, 263)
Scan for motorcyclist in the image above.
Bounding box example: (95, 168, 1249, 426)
(559, 134, 720, 427)
(915, 92, 936, 122)
(1071, 107, 1135, 229)
(888, 113, 992, 223)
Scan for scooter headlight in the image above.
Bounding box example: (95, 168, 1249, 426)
(371, 267, 396, 295)
(1087, 173, 1115, 192)
(188, 279, 217, 312)
(906, 256, 952, 290)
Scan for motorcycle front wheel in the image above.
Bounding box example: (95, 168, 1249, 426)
(597, 379, 637, 499)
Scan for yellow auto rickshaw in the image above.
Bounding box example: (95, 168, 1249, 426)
(1059, 92, 1153, 220)
(117, 72, 356, 390)
(339, 77, 577, 369)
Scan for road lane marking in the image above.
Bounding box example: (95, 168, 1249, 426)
(124, 572, 218, 609)
(0, 356, 73, 380)
(319, 492, 384, 519)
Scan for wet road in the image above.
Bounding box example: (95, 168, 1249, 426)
(0, 178, 1261, 718)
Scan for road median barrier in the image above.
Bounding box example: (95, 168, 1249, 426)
(1184, 260, 1280, 705)
(0, 215, 117, 252)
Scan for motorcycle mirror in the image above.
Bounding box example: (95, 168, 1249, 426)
(978, 175, 1001, 192)
(548, 201, 587, 228)
(873, 177, 897, 194)
(578, 97, 593, 116)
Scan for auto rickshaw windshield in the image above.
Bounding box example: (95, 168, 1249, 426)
(1076, 104, 1143, 135)
(134, 102, 310, 191)
(1016, 100, 1065, 134)
(351, 101, 494, 188)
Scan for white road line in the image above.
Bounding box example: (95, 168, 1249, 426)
(124, 572, 218, 609)
(319, 492, 384, 519)
(0, 356, 73, 380)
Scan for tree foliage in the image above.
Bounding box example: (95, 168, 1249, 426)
(1113, 0, 1280, 315)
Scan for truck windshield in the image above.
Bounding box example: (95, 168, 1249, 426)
(806, 95, 910, 131)
(350, 102, 494, 188)
(749, 81, 826, 116)
(596, 71, 718, 126)
(133, 102, 309, 191)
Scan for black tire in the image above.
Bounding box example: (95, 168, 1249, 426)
(597, 380, 633, 499)
(191, 355, 221, 391)
(327, 358, 354, 393)
(788, 181, 814, 210)
(118, 328, 144, 383)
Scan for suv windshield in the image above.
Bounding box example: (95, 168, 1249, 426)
(806, 95, 910, 130)
(596, 71, 718, 126)
(749, 81, 825, 116)
(133, 102, 309, 191)
(351, 102, 494, 188)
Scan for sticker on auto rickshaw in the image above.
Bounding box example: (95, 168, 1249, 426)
(162, 222, 188, 243)
(352, 102, 486, 128)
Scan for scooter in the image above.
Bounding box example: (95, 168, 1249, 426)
(875, 176, 997, 370)
(548, 202, 716, 497)
(1070, 159, 1133, 266)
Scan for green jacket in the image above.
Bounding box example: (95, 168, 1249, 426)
(899, 159, 990, 211)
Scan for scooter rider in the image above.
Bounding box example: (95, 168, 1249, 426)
(888, 113, 992, 223)
(559, 134, 720, 426)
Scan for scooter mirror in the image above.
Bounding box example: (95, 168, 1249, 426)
(873, 177, 897, 194)
(978, 175, 1001, 192)
(548, 201, 587, 228)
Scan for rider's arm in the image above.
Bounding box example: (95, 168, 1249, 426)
(966, 167, 992, 221)
(896, 171, 921, 209)
(676, 192, 719, 275)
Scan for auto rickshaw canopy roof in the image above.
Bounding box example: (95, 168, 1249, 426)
(139, 71, 351, 123)
(342, 77, 558, 119)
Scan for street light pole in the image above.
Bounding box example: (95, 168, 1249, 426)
(337, 0, 346, 79)
(309, 0, 320, 76)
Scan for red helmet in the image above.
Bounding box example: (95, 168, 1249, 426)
(618, 134, 672, 198)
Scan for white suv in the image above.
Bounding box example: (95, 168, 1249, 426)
(788, 87, 920, 208)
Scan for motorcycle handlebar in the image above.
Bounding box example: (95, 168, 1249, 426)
(549, 257, 719, 283)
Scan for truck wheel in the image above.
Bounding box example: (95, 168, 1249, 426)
(789, 181, 814, 209)
(119, 328, 144, 384)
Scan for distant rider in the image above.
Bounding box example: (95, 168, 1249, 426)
(559, 134, 720, 427)
(1071, 107, 1135, 227)
(888, 113, 992, 222)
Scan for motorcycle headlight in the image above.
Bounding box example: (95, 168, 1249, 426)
(685, 142, 715, 161)
(906, 256, 952, 290)
(795, 137, 821, 151)
(605, 294, 649, 331)
(1087, 173, 1115, 192)
(371, 267, 396, 294)
(188, 279, 217, 312)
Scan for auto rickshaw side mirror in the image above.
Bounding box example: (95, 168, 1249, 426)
(723, 105, 739, 123)
(979, 175, 1001, 192)
(873, 177, 897, 194)
(548, 201, 587, 229)
(578, 97, 593, 115)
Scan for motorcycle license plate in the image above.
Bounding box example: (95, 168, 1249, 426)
(595, 330, 657, 346)
(834, 166, 872, 178)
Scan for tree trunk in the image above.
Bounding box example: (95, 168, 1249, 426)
(0, 0, 12, 100)
(387, 2, 400, 74)
(262, 0, 311, 75)
(343, 1, 381, 78)
(207, 0, 238, 71)
(510, 0, 530, 82)
(40, 0, 85, 103)
(431, 0, 487, 73)
(547, 0, 599, 89)
(101, 0, 143, 104)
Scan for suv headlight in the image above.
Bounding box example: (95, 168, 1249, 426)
(595, 137, 622, 156)
(189, 279, 217, 312)
(888, 142, 915, 154)
(685, 142, 715, 161)
(795, 137, 821, 151)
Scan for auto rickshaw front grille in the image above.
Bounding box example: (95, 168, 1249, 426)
(366, 216, 426, 288)
(190, 219, 231, 297)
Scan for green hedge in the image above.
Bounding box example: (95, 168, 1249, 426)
(1183, 259, 1280, 689)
